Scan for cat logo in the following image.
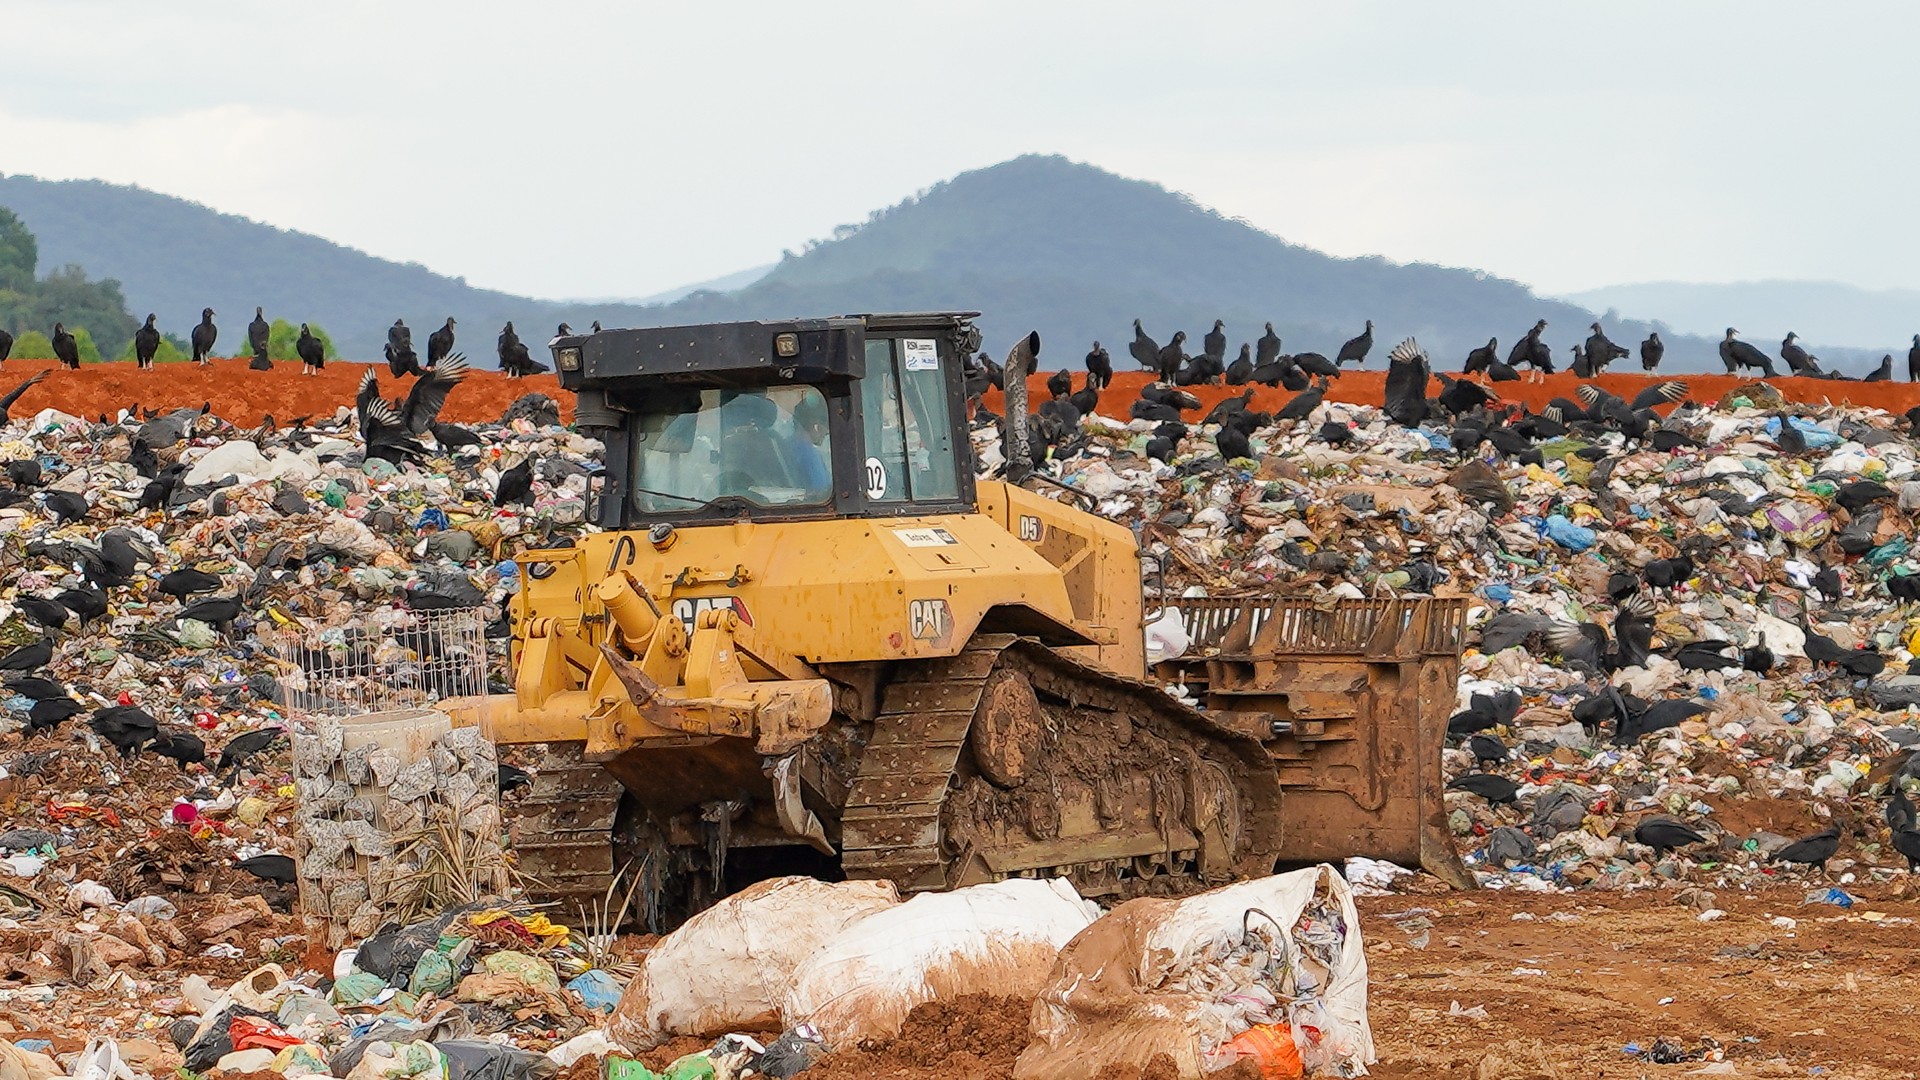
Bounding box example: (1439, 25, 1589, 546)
(1017, 515, 1044, 543)
(908, 598, 953, 645)
(671, 596, 750, 635)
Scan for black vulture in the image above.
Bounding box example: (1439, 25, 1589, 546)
(219, 726, 289, 774)
(1446, 773, 1519, 805)
(1585, 323, 1629, 372)
(1202, 319, 1227, 363)
(357, 356, 470, 464)
(1768, 827, 1839, 870)
(152, 732, 206, 770)
(386, 319, 422, 376)
(1256, 323, 1282, 366)
(1909, 334, 1920, 383)
(0, 641, 51, 672)
(1633, 817, 1707, 859)
(427, 317, 457, 367)
(1215, 419, 1253, 461)
(1464, 338, 1498, 374)
(495, 456, 535, 507)
(1045, 368, 1071, 400)
(0, 328, 11, 363)
(41, 490, 88, 524)
(1509, 320, 1553, 380)
(1640, 332, 1663, 372)
(133, 315, 161, 370)
(1155, 331, 1188, 383)
(1718, 329, 1775, 376)
(1546, 594, 1655, 673)
(296, 324, 325, 375)
(1780, 332, 1820, 376)
(1382, 338, 1431, 428)
(1293, 352, 1339, 379)
(1335, 320, 1373, 366)
(1224, 344, 1254, 385)
(1201, 390, 1255, 427)
(50, 323, 79, 370)
(235, 854, 296, 884)
(1275, 378, 1327, 422)
(1466, 734, 1507, 768)
(190, 308, 218, 365)
(91, 705, 159, 759)
(1629, 381, 1688, 412)
(1084, 342, 1111, 390)
(1128, 319, 1160, 372)
(1865, 354, 1893, 382)
(248, 307, 271, 367)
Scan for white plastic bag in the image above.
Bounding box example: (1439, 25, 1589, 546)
(609, 876, 898, 1050)
(786, 877, 1100, 1048)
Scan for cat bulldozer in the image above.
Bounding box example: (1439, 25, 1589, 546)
(442, 312, 1471, 920)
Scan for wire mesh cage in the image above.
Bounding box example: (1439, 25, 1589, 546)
(270, 606, 492, 720)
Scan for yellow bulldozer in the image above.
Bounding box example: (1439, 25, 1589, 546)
(443, 312, 1470, 921)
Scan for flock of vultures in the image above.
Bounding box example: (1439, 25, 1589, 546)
(0, 310, 575, 380)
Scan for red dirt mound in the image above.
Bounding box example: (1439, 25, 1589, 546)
(0, 359, 571, 428)
(10, 360, 1917, 434)
(986, 369, 1920, 417)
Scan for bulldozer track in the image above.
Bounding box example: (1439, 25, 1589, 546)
(504, 741, 626, 910)
(840, 634, 1284, 898)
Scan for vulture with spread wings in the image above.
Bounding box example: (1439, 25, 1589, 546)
(357, 354, 469, 464)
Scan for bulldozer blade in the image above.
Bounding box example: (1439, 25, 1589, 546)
(1165, 595, 1477, 888)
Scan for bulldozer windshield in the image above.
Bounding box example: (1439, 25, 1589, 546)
(628, 385, 834, 513)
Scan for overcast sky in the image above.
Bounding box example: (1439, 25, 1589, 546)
(4, 1, 1915, 304)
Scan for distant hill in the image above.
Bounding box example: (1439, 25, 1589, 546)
(0, 174, 583, 360)
(4, 160, 1894, 374)
(1564, 280, 1920, 356)
(644, 155, 1620, 368)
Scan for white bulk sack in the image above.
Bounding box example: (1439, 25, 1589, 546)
(609, 876, 899, 1050)
(786, 877, 1100, 1048)
(1017, 865, 1373, 1079)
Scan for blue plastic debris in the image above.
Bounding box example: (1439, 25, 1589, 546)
(567, 969, 621, 1014)
(1543, 514, 1597, 552)
(1805, 887, 1854, 909)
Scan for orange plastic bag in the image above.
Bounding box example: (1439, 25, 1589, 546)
(1218, 1023, 1303, 1079)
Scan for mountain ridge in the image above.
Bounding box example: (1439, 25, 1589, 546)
(2, 158, 1897, 375)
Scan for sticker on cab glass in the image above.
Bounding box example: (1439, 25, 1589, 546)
(902, 338, 939, 372)
(893, 527, 959, 548)
(864, 456, 888, 499)
(908, 598, 953, 645)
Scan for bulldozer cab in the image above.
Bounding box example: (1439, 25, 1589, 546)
(554, 313, 984, 528)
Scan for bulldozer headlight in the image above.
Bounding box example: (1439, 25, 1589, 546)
(774, 333, 799, 358)
(556, 346, 582, 371)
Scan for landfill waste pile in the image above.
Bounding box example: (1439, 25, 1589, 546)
(982, 362, 1920, 900)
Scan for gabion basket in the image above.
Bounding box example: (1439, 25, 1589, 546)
(270, 606, 490, 721)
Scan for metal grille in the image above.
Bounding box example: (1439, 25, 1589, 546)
(270, 607, 491, 720)
(1167, 596, 1467, 659)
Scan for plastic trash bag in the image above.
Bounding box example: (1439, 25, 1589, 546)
(567, 970, 622, 1014)
(435, 1040, 558, 1080)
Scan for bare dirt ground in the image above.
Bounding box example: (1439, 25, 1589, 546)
(1360, 882, 1920, 1080)
(684, 881, 1920, 1080)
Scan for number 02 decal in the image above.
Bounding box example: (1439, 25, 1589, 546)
(864, 456, 887, 499)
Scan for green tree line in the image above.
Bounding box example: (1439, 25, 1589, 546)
(0, 207, 335, 362)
